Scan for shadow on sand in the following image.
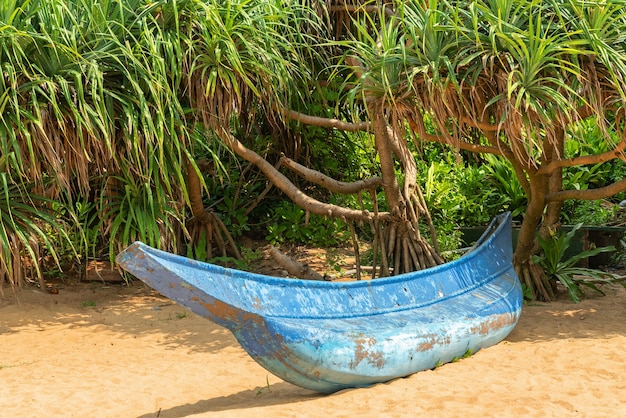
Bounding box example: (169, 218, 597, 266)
(135, 382, 321, 417)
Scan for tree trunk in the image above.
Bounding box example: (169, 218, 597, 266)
(539, 129, 565, 238)
(513, 174, 554, 301)
(514, 129, 566, 301)
(372, 106, 402, 209)
(370, 105, 442, 276)
(185, 155, 241, 261)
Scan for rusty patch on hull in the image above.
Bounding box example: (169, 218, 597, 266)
(417, 333, 451, 352)
(352, 336, 385, 369)
(192, 297, 260, 326)
(470, 312, 519, 336)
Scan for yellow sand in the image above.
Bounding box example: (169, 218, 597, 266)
(1, 281, 625, 417)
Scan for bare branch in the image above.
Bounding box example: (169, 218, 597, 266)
(537, 138, 626, 175)
(285, 109, 370, 132)
(267, 246, 326, 281)
(460, 116, 499, 132)
(546, 178, 626, 202)
(407, 117, 512, 158)
(280, 156, 382, 194)
(243, 160, 281, 216)
(217, 129, 390, 222)
(408, 115, 532, 195)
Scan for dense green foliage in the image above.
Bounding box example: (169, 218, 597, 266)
(0, 0, 297, 286)
(3, 0, 626, 301)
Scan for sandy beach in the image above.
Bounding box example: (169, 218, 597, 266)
(1, 276, 625, 417)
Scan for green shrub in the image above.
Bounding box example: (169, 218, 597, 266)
(266, 201, 351, 247)
(533, 224, 617, 303)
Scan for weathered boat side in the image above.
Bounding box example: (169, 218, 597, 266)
(117, 213, 522, 393)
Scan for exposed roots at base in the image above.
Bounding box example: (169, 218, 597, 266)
(188, 210, 242, 262)
(515, 261, 555, 302)
(370, 218, 444, 278)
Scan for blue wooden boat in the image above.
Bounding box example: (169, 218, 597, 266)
(116, 212, 522, 393)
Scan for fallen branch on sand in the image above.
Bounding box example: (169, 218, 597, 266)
(267, 246, 327, 281)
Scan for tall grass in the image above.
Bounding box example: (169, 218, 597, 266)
(0, 0, 315, 290)
(0, 0, 192, 288)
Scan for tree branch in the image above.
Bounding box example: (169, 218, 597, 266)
(285, 109, 370, 132)
(460, 116, 499, 131)
(217, 129, 389, 222)
(407, 116, 512, 158)
(537, 138, 626, 175)
(280, 155, 382, 194)
(408, 114, 532, 195)
(546, 178, 626, 202)
(267, 246, 326, 281)
(372, 105, 401, 208)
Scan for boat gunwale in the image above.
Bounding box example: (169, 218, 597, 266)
(255, 267, 519, 320)
(124, 212, 511, 293)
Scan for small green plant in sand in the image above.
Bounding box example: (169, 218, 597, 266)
(167, 311, 188, 320)
(452, 349, 475, 363)
(325, 249, 347, 275)
(255, 375, 272, 398)
(82, 300, 96, 307)
(241, 247, 264, 269)
(432, 349, 474, 370)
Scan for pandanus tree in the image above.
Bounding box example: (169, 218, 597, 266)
(0, 0, 198, 289)
(188, 0, 626, 298)
(391, 0, 626, 301)
(334, 0, 626, 300)
(182, 0, 445, 277)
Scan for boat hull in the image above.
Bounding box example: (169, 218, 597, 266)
(117, 213, 522, 393)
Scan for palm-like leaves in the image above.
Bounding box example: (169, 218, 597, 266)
(185, 0, 309, 130)
(342, 0, 626, 159)
(4, 0, 626, 290)
(534, 224, 616, 303)
(0, 0, 192, 287)
(0, 0, 320, 288)
(338, 0, 626, 298)
(0, 172, 71, 294)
